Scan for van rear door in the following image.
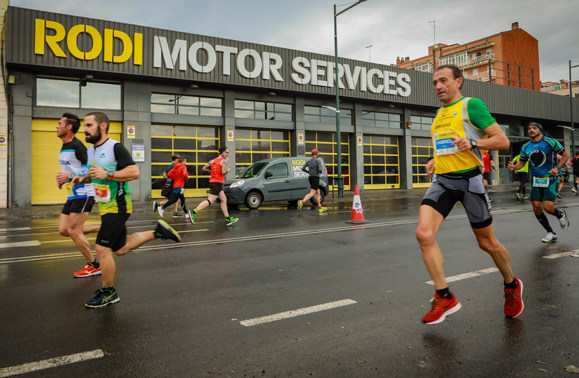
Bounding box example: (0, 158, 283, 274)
(290, 158, 310, 199)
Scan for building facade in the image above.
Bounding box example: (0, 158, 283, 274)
(397, 22, 540, 91)
(4, 7, 579, 206)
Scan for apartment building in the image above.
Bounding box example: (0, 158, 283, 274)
(396, 22, 540, 91)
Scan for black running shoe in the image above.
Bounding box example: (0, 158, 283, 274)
(154, 220, 181, 242)
(85, 287, 120, 308)
(153, 201, 159, 213)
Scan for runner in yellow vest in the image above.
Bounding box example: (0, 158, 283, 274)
(415, 65, 523, 324)
(511, 154, 529, 200)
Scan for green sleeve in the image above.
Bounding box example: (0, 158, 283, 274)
(467, 98, 496, 130)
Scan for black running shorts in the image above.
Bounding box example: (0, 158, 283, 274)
(308, 176, 320, 190)
(61, 197, 95, 215)
(208, 182, 224, 196)
(96, 213, 131, 252)
(421, 171, 492, 229)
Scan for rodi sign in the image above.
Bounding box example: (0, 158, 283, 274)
(34, 19, 143, 64)
(33, 17, 411, 97)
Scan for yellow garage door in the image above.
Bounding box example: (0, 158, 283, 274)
(31, 119, 122, 205)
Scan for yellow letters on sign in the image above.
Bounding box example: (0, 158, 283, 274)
(35, 19, 66, 57)
(34, 18, 143, 65)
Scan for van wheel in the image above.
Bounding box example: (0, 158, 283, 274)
(310, 191, 325, 206)
(245, 191, 263, 210)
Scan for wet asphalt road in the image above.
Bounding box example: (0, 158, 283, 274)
(0, 187, 578, 377)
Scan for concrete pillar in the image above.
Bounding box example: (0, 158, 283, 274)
(294, 97, 306, 157)
(352, 103, 364, 190)
(123, 81, 152, 201)
(400, 108, 413, 189)
(223, 90, 236, 180)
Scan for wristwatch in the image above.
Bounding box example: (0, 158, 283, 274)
(107, 171, 115, 178)
(469, 139, 478, 149)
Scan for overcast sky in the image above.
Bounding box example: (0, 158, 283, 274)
(11, 0, 579, 82)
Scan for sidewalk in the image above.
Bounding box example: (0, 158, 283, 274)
(0, 183, 526, 221)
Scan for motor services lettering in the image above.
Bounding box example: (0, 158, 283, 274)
(33, 18, 411, 97)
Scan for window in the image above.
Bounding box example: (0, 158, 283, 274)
(151, 94, 222, 116)
(234, 100, 293, 121)
(266, 163, 289, 179)
(361, 111, 401, 129)
(305, 131, 350, 190)
(304, 106, 352, 126)
(37, 78, 121, 110)
(235, 128, 291, 176)
(414, 62, 433, 73)
(412, 137, 434, 187)
(363, 135, 400, 188)
(410, 115, 435, 131)
(151, 124, 220, 197)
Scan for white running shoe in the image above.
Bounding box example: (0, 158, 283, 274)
(558, 210, 569, 230)
(157, 206, 165, 217)
(541, 232, 557, 243)
(572, 187, 577, 194)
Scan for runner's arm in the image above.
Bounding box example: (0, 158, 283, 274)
(202, 160, 212, 172)
(221, 158, 231, 175)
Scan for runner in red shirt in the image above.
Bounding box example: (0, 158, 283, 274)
(189, 146, 239, 226)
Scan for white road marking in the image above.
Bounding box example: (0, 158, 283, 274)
(0, 240, 41, 249)
(38, 229, 209, 245)
(239, 299, 357, 327)
(0, 349, 104, 377)
(542, 249, 579, 259)
(426, 267, 499, 285)
(0, 227, 31, 232)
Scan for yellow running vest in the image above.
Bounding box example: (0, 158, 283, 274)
(431, 97, 487, 174)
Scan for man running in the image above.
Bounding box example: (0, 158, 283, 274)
(153, 155, 183, 218)
(74, 112, 181, 308)
(157, 155, 191, 222)
(571, 152, 579, 194)
(189, 146, 238, 226)
(297, 149, 327, 213)
(510, 154, 529, 200)
(482, 150, 497, 189)
(416, 65, 523, 324)
(508, 122, 570, 243)
(56, 113, 101, 278)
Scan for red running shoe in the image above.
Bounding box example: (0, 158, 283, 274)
(73, 264, 101, 278)
(422, 293, 462, 324)
(504, 277, 524, 318)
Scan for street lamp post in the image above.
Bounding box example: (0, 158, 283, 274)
(334, 0, 366, 198)
(569, 60, 578, 160)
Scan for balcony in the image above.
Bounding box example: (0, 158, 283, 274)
(459, 53, 496, 69)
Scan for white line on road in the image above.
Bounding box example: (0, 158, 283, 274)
(542, 249, 579, 259)
(0, 240, 41, 249)
(426, 267, 499, 285)
(0, 227, 31, 232)
(239, 299, 357, 327)
(0, 349, 105, 377)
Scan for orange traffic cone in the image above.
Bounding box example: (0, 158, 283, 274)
(346, 185, 369, 224)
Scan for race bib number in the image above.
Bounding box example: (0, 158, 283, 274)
(533, 176, 549, 188)
(65, 183, 74, 198)
(94, 184, 111, 202)
(433, 131, 460, 156)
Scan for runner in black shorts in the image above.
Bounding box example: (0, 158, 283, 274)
(189, 147, 239, 226)
(416, 65, 523, 325)
(75, 112, 181, 308)
(55, 112, 101, 278)
(297, 149, 327, 213)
